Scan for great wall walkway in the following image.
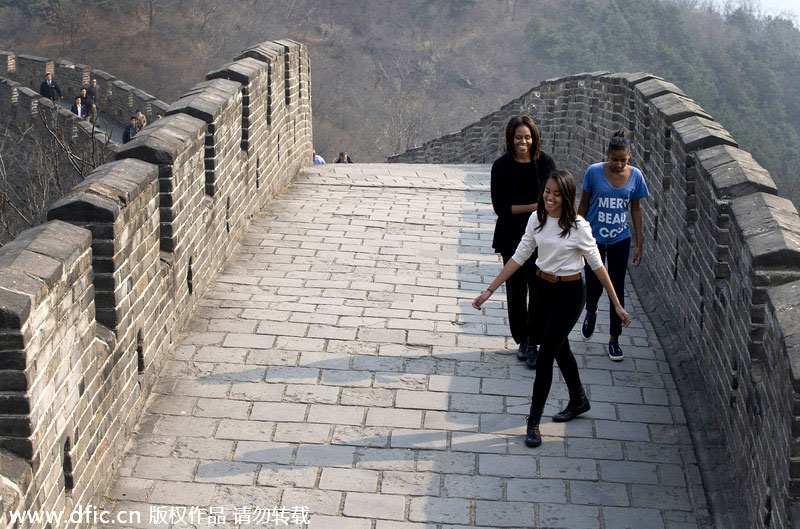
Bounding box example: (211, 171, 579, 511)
(98, 164, 713, 529)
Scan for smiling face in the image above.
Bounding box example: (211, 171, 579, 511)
(542, 178, 563, 217)
(606, 149, 631, 175)
(513, 124, 533, 161)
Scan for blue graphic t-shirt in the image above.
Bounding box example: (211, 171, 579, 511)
(582, 163, 649, 245)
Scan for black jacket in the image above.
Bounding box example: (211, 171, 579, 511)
(39, 80, 62, 100)
(122, 124, 136, 144)
(490, 152, 556, 255)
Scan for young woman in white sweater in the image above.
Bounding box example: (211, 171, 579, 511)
(473, 169, 630, 448)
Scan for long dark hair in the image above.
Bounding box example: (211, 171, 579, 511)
(504, 115, 542, 160)
(535, 169, 578, 238)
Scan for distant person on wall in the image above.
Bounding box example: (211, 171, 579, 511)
(473, 170, 630, 448)
(39, 73, 62, 101)
(122, 116, 137, 144)
(135, 110, 147, 132)
(578, 128, 649, 362)
(334, 152, 353, 163)
(85, 78, 99, 122)
(155, 113, 163, 121)
(313, 151, 325, 164)
(79, 88, 93, 122)
(490, 115, 556, 368)
(70, 96, 87, 119)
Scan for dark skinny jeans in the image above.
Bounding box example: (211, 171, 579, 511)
(502, 252, 537, 345)
(584, 237, 630, 338)
(530, 276, 586, 410)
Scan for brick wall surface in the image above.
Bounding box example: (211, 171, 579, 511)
(390, 72, 800, 529)
(0, 39, 313, 529)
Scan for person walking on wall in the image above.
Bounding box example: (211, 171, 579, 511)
(122, 115, 137, 144)
(335, 152, 353, 163)
(39, 73, 62, 101)
(313, 151, 325, 164)
(473, 170, 630, 448)
(578, 128, 649, 361)
(490, 115, 556, 368)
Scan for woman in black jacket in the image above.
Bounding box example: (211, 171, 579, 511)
(490, 115, 556, 367)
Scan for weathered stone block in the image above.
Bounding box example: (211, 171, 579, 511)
(115, 113, 206, 165)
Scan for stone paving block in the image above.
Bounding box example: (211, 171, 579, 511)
(595, 420, 651, 441)
(566, 438, 624, 460)
(367, 408, 423, 428)
(321, 369, 373, 387)
(625, 441, 684, 464)
(423, 411, 479, 431)
(295, 445, 357, 468)
(148, 481, 216, 506)
(427, 375, 481, 393)
(390, 428, 448, 450)
(660, 463, 688, 487)
(539, 457, 598, 480)
(599, 460, 659, 484)
(450, 393, 504, 413)
(603, 506, 666, 529)
(539, 503, 601, 529)
(195, 398, 250, 419)
(352, 355, 405, 372)
(246, 349, 299, 366)
(506, 478, 567, 503)
(632, 485, 693, 511)
(250, 402, 308, 422)
(395, 390, 450, 410)
(331, 425, 390, 447)
(408, 497, 471, 524)
(478, 454, 537, 478)
(132, 435, 176, 457)
(475, 500, 535, 527)
(450, 432, 507, 453)
(232, 441, 295, 464)
(173, 438, 234, 460)
(569, 480, 629, 506)
(274, 422, 331, 444)
(265, 366, 319, 384)
(341, 388, 394, 407)
(108, 477, 154, 502)
(319, 468, 379, 492)
(284, 384, 340, 404)
(195, 461, 258, 485)
(256, 465, 319, 488)
(132, 456, 197, 481)
(618, 403, 674, 424)
(308, 515, 372, 529)
(343, 492, 406, 520)
(415, 451, 477, 474)
(382, 471, 441, 495)
(443, 475, 502, 500)
(308, 404, 365, 425)
(376, 521, 436, 529)
(281, 488, 342, 516)
(355, 447, 416, 471)
(480, 377, 531, 397)
(374, 372, 428, 390)
(223, 333, 276, 349)
(215, 419, 274, 441)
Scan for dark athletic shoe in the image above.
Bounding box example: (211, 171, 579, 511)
(581, 311, 596, 338)
(516, 339, 529, 361)
(525, 416, 542, 447)
(608, 341, 624, 362)
(525, 344, 538, 370)
(552, 396, 591, 422)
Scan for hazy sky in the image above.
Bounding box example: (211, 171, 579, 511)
(759, 0, 799, 17)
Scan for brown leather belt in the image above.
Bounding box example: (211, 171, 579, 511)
(536, 270, 582, 283)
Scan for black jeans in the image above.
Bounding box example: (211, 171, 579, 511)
(501, 252, 537, 345)
(530, 276, 586, 409)
(584, 237, 630, 338)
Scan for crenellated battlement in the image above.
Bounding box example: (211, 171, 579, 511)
(0, 39, 312, 529)
(390, 71, 800, 529)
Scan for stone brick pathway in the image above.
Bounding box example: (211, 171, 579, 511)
(99, 164, 712, 529)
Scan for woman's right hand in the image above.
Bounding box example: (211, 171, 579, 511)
(472, 290, 492, 310)
(615, 304, 631, 327)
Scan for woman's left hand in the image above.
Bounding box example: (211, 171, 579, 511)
(632, 247, 642, 267)
(615, 304, 631, 327)
(472, 290, 492, 310)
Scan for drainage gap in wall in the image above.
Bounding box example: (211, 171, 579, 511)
(137, 330, 145, 373)
(63, 439, 74, 492)
(764, 484, 772, 527)
(672, 240, 680, 281)
(187, 257, 194, 295)
(730, 358, 739, 407)
(226, 197, 231, 234)
(256, 157, 260, 189)
(699, 281, 705, 330)
(652, 202, 659, 242)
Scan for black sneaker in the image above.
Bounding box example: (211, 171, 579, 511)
(581, 311, 596, 338)
(608, 341, 624, 361)
(552, 395, 591, 422)
(516, 339, 529, 361)
(525, 416, 541, 447)
(525, 343, 538, 370)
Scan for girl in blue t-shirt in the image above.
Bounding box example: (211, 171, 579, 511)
(577, 128, 649, 361)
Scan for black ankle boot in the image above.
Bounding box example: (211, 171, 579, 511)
(552, 393, 591, 422)
(525, 344, 538, 369)
(525, 415, 541, 447)
(516, 339, 529, 361)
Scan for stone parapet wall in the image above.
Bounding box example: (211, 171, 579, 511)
(0, 39, 312, 529)
(0, 51, 169, 128)
(390, 72, 800, 529)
